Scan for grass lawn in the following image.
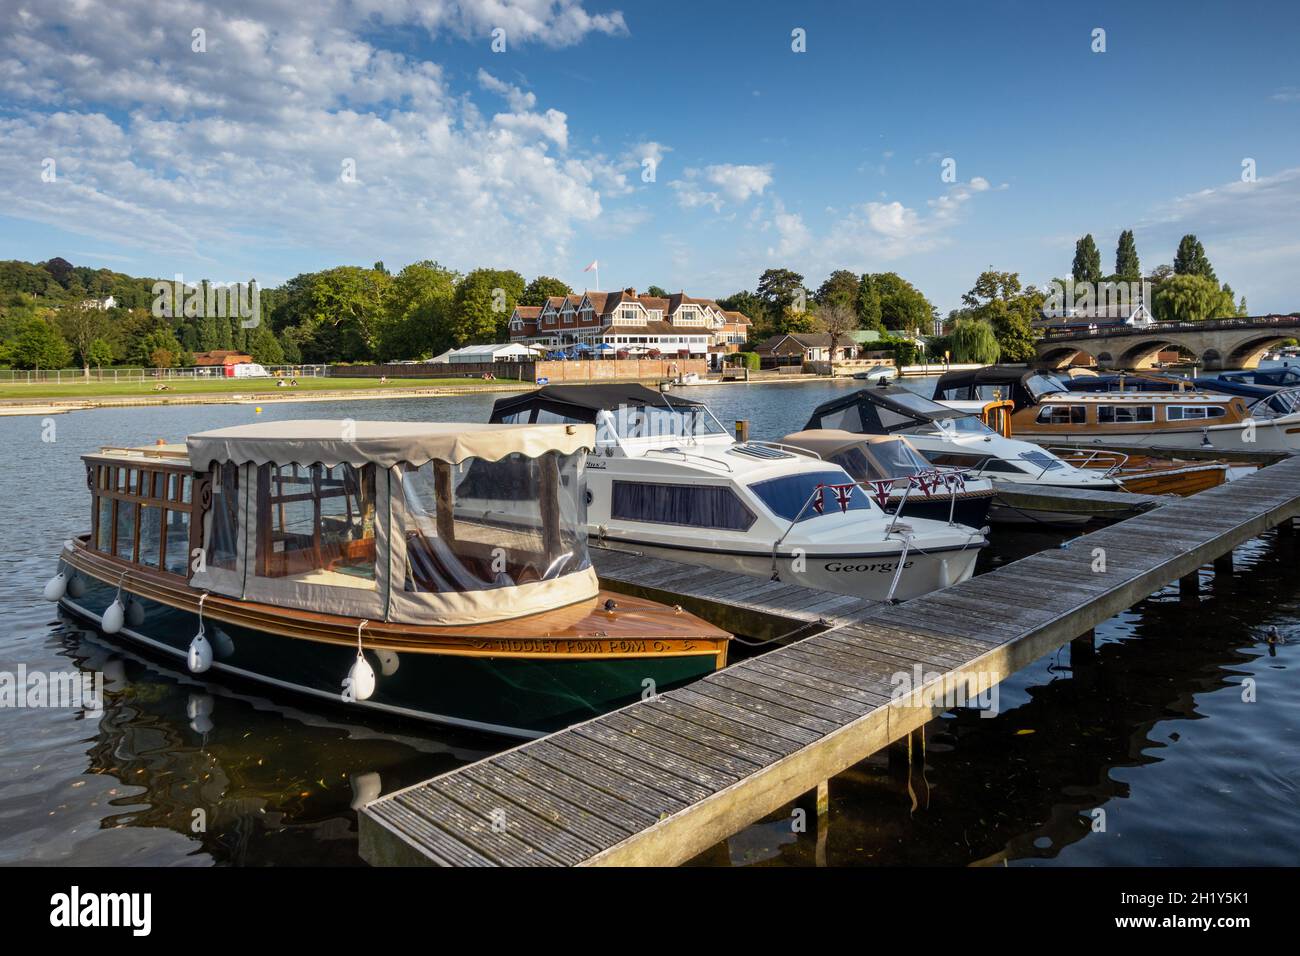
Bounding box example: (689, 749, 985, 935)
(0, 375, 517, 401)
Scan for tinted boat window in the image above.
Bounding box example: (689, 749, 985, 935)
(750, 471, 872, 522)
(611, 481, 756, 531)
(1097, 404, 1155, 424)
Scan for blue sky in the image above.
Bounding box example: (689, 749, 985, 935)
(1, 0, 1297, 314)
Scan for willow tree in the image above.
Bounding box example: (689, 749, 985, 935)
(950, 318, 1001, 364)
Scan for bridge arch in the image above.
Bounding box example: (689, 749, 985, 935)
(1225, 334, 1295, 370)
(1037, 345, 1094, 369)
(1115, 338, 1186, 370)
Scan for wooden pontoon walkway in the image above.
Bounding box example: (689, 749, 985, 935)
(359, 455, 1300, 867)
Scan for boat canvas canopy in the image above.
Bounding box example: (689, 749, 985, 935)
(803, 386, 974, 434)
(932, 366, 1068, 408)
(187, 420, 594, 471)
(490, 384, 703, 426)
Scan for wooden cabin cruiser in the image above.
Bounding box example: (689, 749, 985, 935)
(779, 430, 996, 527)
(801, 385, 1121, 526)
(489, 385, 987, 601)
(933, 365, 1300, 454)
(45, 420, 730, 739)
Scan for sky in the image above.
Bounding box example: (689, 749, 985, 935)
(0, 0, 1297, 315)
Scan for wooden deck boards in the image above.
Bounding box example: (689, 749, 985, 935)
(359, 455, 1300, 868)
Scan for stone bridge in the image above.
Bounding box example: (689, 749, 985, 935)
(1036, 314, 1300, 370)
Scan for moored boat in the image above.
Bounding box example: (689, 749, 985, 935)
(489, 384, 988, 601)
(779, 429, 996, 527)
(46, 420, 730, 738)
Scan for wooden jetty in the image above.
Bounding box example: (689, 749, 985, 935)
(359, 455, 1300, 867)
(990, 480, 1167, 523)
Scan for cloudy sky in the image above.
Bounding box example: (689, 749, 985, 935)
(1, 0, 1297, 313)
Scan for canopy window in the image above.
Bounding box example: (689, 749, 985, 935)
(208, 462, 240, 570)
(399, 450, 589, 594)
(254, 462, 377, 588)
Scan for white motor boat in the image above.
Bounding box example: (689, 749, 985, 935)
(490, 385, 987, 601)
(801, 384, 1122, 525)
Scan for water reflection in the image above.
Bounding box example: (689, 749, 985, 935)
(692, 529, 1299, 866)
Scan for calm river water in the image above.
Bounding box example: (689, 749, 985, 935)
(2, 378, 1297, 866)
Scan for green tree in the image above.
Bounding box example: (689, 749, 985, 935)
(11, 318, 72, 369)
(450, 269, 525, 346)
(1115, 229, 1141, 280)
(1152, 274, 1234, 322)
(958, 270, 1042, 362)
(247, 325, 285, 365)
(950, 318, 1001, 364)
(1173, 234, 1217, 282)
(756, 268, 806, 320)
(1072, 234, 1102, 284)
(56, 304, 113, 378)
(272, 266, 391, 362)
(86, 338, 114, 369)
(380, 260, 459, 359)
(646, 285, 669, 298)
(813, 269, 859, 310)
(871, 273, 932, 335)
(131, 327, 187, 368)
(855, 274, 884, 332)
(519, 275, 573, 306)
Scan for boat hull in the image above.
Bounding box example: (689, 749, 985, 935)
(884, 490, 994, 527)
(56, 556, 722, 740)
(602, 539, 981, 601)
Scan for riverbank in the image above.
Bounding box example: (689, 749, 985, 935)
(0, 370, 871, 414)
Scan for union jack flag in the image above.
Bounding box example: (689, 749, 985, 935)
(868, 479, 894, 509)
(812, 482, 826, 515)
(829, 482, 856, 514)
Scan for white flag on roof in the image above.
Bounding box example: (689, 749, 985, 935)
(583, 260, 598, 272)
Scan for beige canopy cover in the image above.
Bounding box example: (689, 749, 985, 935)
(782, 429, 908, 459)
(187, 420, 595, 471)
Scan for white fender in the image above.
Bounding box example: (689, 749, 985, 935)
(125, 598, 145, 627)
(350, 772, 382, 810)
(43, 572, 67, 602)
(342, 652, 376, 702)
(101, 598, 125, 634)
(376, 649, 400, 677)
(187, 630, 213, 673)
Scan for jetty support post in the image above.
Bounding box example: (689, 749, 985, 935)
(1213, 550, 1234, 577)
(1180, 570, 1199, 602)
(793, 779, 830, 866)
(1071, 628, 1096, 666)
(735, 419, 750, 443)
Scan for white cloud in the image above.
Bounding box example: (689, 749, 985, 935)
(0, 0, 632, 277)
(763, 178, 1004, 268)
(1140, 166, 1300, 312)
(670, 163, 772, 211)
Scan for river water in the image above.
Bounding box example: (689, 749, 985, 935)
(1, 378, 1297, 866)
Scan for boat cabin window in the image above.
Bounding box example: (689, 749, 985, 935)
(254, 462, 377, 587)
(1166, 405, 1226, 421)
(830, 440, 931, 481)
(88, 461, 194, 576)
(750, 470, 872, 522)
(1097, 404, 1155, 424)
(610, 481, 756, 531)
(400, 452, 589, 593)
(1035, 404, 1087, 425)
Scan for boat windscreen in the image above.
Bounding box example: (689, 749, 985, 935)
(749, 470, 873, 522)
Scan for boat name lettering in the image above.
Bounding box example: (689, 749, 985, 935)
(823, 560, 916, 573)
